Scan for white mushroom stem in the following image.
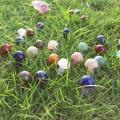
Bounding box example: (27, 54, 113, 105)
(81, 88, 90, 96)
(87, 67, 96, 74)
(57, 67, 65, 74)
(52, 48, 58, 53)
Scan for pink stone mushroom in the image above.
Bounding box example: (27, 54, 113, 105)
(71, 52, 83, 65)
(32, 0, 50, 14)
(85, 58, 98, 73)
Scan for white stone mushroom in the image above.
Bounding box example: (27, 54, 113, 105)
(48, 40, 58, 52)
(84, 58, 98, 73)
(57, 58, 70, 74)
(17, 28, 26, 37)
(27, 46, 39, 57)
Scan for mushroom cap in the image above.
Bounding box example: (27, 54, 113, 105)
(18, 71, 32, 81)
(97, 35, 105, 44)
(95, 44, 106, 53)
(74, 8, 81, 13)
(63, 28, 71, 33)
(17, 28, 26, 37)
(85, 58, 98, 69)
(13, 51, 25, 60)
(32, 0, 49, 14)
(80, 15, 88, 21)
(27, 46, 39, 57)
(48, 53, 59, 63)
(71, 52, 83, 62)
(48, 40, 58, 50)
(36, 22, 44, 29)
(35, 70, 48, 81)
(58, 58, 70, 69)
(80, 75, 95, 87)
(0, 43, 11, 54)
(95, 55, 106, 66)
(116, 50, 120, 58)
(16, 36, 24, 45)
(69, 9, 74, 14)
(26, 29, 35, 37)
(77, 42, 89, 53)
(34, 40, 44, 48)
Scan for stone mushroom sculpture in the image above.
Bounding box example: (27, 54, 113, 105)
(17, 28, 26, 37)
(26, 29, 35, 37)
(36, 22, 44, 29)
(27, 46, 39, 57)
(77, 42, 89, 53)
(85, 58, 98, 73)
(0, 43, 12, 56)
(13, 51, 25, 67)
(80, 75, 95, 96)
(16, 36, 24, 45)
(71, 52, 83, 65)
(35, 70, 48, 82)
(57, 58, 70, 74)
(95, 55, 106, 67)
(97, 35, 105, 44)
(95, 44, 106, 54)
(18, 71, 32, 82)
(48, 40, 58, 52)
(63, 28, 71, 38)
(48, 53, 59, 64)
(34, 40, 44, 49)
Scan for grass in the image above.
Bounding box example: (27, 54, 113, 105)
(0, 0, 120, 119)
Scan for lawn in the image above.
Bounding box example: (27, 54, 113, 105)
(0, 0, 120, 120)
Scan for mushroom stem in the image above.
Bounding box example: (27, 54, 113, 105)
(52, 48, 57, 53)
(87, 67, 95, 74)
(57, 67, 65, 74)
(81, 88, 90, 96)
(63, 34, 68, 38)
(16, 60, 23, 67)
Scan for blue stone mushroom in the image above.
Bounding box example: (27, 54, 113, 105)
(13, 51, 25, 66)
(36, 22, 44, 29)
(80, 75, 95, 96)
(97, 35, 105, 44)
(63, 28, 71, 38)
(35, 70, 48, 82)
